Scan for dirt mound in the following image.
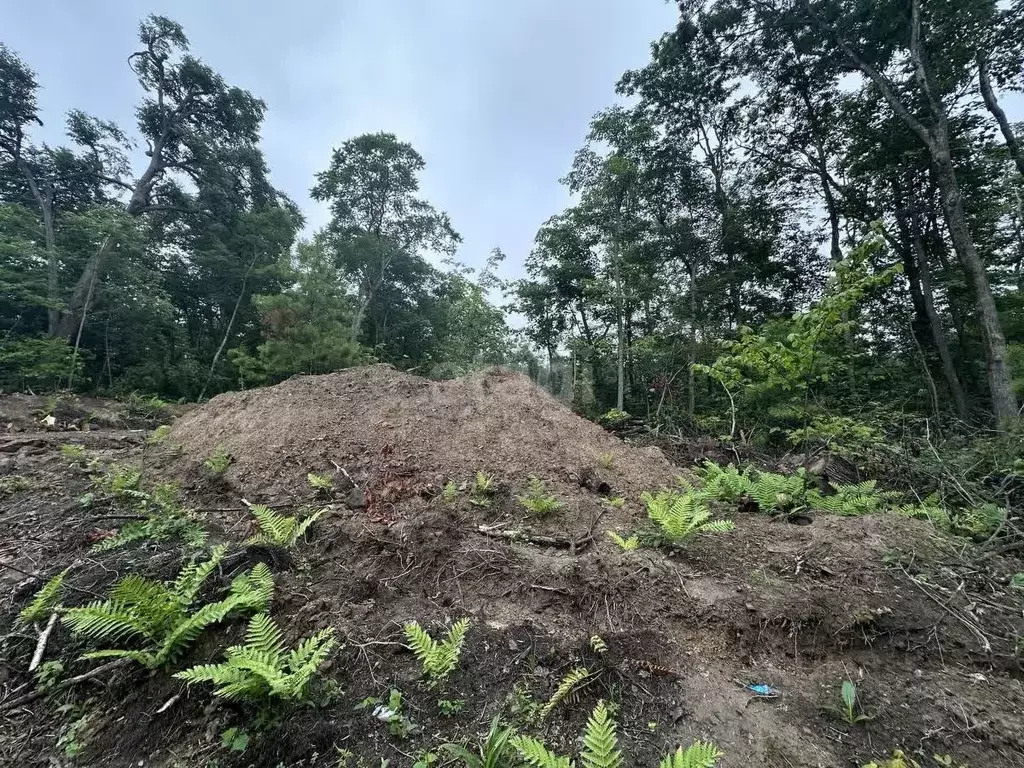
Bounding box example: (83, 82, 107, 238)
(167, 365, 676, 517)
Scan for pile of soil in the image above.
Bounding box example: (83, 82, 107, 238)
(2, 368, 1023, 768)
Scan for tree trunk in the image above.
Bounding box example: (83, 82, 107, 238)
(978, 51, 1024, 178)
(687, 259, 697, 417)
(16, 160, 59, 335)
(199, 248, 258, 400)
(614, 248, 624, 412)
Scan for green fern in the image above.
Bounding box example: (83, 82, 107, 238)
(541, 667, 592, 719)
(694, 461, 751, 501)
(63, 547, 273, 669)
(307, 472, 333, 491)
(807, 480, 898, 516)
(581, 700, 622, 768)
(246, 504, 326, 548)
(18, 568, 70, 626)
(642, 490, 735, 544)
(510, 736, 573, 768)
(604, 531, 640, 551)
(657, 742, 723, 768)
(175, 613, 336, 701)
(204, 446, 231, 474)
(746, 469, 807, 513)
(518, 476, 564, 517)
(91, 480, 206, 552)
(403, 618, 470, 684)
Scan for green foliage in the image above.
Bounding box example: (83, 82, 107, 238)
(146, 425, 172, 445)
(204, 446, 231, 474)
(124, 391, 169, 421)
(509, 736, 573, 768)
(307, 472, 333, 492)
(440, 716, 515, 768)
(807, 481, 898, 517)
(787, 416, 887, 465)
(220, 727, 250, 753)
(642, 489, 735, 544)
(694, 461, 751, 502)
(0, 475, 32, 496)
(403, 618, 470, 684)
(0, 337, 81, 391)
(517, 476, 563, 517)
(470, 471, 494, 507)
(589, 635, 608, 654)
(437, 698, 465, 715)
(91, 479, 206, 552)
(604, 531, 639, 551)
(744, 469, 807, 513)
(597, 452, 615, 469)
(598, 409, 629, 426)
(581, 700, 622, 768)
(175, 613, 336, 701)
(18, 568, 69, 626)
(246, 504, 326, 548)
(657, 743, 724, 768)
(828, 680, 872, 725)
(63, 547, 273, 669)
(540, 666, 592, 719)
(35, 660, 65, 691)
(61, 443, 86, 463)
(441, 481, 460, 503)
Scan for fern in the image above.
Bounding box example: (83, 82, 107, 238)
(746, 469, 806, 513)
(403, 618, 470, 684)
(91, 480, 206, 553)
(694, 461, 751, 502)
(657, 742, 723, 768)
(605, 531, 640, 551)
(581, 701, 622, 768)
(175, 613, 336, 701)
(807, 480, 898, 516)
(541, 667, 591, 719)
(588, 635, 608, 654)
(63, 547, 273, 669)
(510, 736, 573, 768)
(246, 504, 326, 548)
(642, 490, 735, 544)
(518, 476, 564, 517)
(18, 568, 70, 626)
(441, 716, 515, 768)
(307, 472, 333, 491)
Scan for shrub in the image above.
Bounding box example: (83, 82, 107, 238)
(0, 336, 82, 391)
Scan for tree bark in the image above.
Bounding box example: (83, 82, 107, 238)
(977, 51, 1024, 178)
(806, 0, 1017, 420)
(199, 247, 259, 400)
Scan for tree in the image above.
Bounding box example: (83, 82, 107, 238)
(311, 132, 461, 346)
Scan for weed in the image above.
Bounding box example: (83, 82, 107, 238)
(61, 443, 86, 464)
(0, 475, 32, 496)
(598, 408, 630, 426)
(602, 496, 625, 509)
(605, 531, 640, 551)
(220, 727, 249, 753)
(176, 613, 336, 701)
(125, 391, 169, 421)
(504, 682, 542, 726)
(469, 471, 494, 507)
(441, 716, 515, 768)
(642, 489, 734, 544)
(35, 660, 65, 691)
(438, 698, 466, 715)
(589, 635, 608, 654)
(413, 753, 440, 768)
(247, 504, 326, 548)
(828, 680, 872, 725)
(308, 472, 333, 492)
(204, 446, 231, 474)
(518, 476, 563, 517)
(91, 480, 206, 552)
(358, 689, 419, 738)
(597, 452, 615, 469)
(403, 618, 470, 685)
(63, 547, 273, 669)
(441, 480, 460, 503)
(146, 424, 172, 445)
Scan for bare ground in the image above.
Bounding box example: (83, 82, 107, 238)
(1, 368, 1022, 767)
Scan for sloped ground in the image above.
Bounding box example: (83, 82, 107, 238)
(1, 367, 1022, 767)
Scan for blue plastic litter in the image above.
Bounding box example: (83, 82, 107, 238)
(747, 683, 779, 697)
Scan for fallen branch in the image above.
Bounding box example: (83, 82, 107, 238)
(28, 613, 58, 673)
(0, 658, 131, 713)
(474, 525, 593, 551)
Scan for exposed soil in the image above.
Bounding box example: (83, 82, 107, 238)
(2, 366, 1023, 768)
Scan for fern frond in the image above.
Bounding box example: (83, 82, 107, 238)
(580, 700, 622, 768)
(154, 596, 249, 665)
(290, 506, 327, 544)
(604, 531, 640, 551)
(244, 612, 286, 658)
(63, 602, 154, 644)
(510, 736, 574, 768)
(698, 520, 736, 534)
(81, 648, 157, 667)
(229, 563, 275, 609)
(589, 635, 608, 654)
(247, 504, 290, 545)
(18, 568, 69, 626)
(403, 620, 438, 665)
(173, 545, 227, 603)
(541, 667, 591, 719)
(438, 617, 470, 672)
(658, 742, 723, 768)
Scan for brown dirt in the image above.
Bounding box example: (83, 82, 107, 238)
(1, 367, 1023, 768)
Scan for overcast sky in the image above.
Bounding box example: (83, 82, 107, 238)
(2, 0, 678, 279)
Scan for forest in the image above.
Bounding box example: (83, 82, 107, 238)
(2, 3, 1024, 767)
(3, 3, 1024, 433)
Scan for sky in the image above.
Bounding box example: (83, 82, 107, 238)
(1, 0, 678, 280)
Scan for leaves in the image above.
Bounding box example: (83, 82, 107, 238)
(403, 618, 470, 684)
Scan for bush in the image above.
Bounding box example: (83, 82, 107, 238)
(0, 337, 82, 391)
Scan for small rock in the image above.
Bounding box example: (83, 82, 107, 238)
(745, 602, 756, 611)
